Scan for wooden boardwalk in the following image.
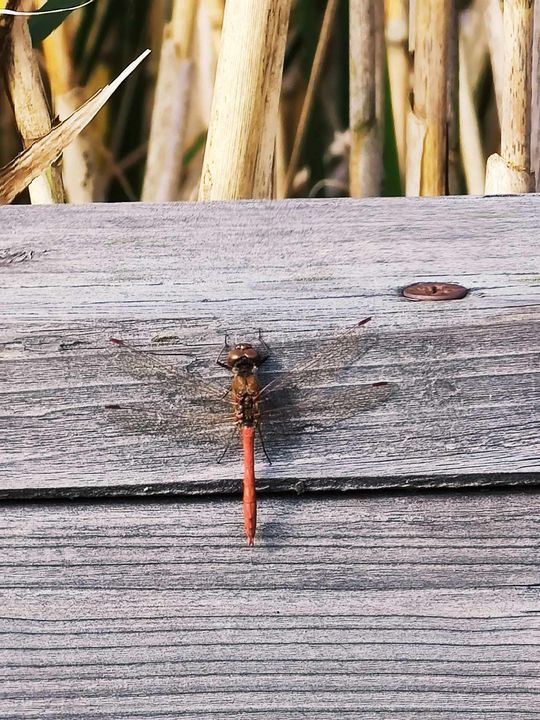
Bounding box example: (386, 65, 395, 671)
(1, 196, 539, 717)
(1, 491, 539, 719)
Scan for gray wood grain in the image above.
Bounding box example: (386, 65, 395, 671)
(0, 196, 539, 498)
(0, 490, 539, 718)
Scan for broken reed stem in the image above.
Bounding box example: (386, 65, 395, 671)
(285, 0, 339, 197)
(142, 0, 198, 202)
(199, 0, 292, 200)
(384, 0, 409, 185)
(4, 7, 65, 203)
(0, 50, 150, 204)
(485, 0, 534, 193)
(411, 0, 450, 196)
(349, 0, 384, 197)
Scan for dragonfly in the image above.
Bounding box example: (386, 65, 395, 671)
(107, 317, 394, 545)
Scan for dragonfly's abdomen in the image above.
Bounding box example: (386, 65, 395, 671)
(242, 426, 257, 545)
(232, 375, 260, 545)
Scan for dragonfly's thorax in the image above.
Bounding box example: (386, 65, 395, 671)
(231, 373, 261, 427)
(232, 359, 257, 377)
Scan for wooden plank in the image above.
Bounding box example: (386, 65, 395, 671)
(0, 196, 539, 498)
(0, 490, 539, 718)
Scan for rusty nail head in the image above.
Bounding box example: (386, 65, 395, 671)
(402, 282, 469, 301)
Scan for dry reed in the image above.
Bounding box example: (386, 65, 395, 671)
(485, 0, 534, 193)
(198, 0, 291, 200)
(408, 0, 451, 196)
(349, 0, 384, 197)
(4, 4, 64, 202)
(384, 0, 409, 185)
(42, 20, 97, 202)
(0, 0, 538, 203)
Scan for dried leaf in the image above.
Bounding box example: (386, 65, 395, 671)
(0, 48, 150, 204)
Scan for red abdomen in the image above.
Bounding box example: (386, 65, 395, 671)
(242, 426, 257, 545)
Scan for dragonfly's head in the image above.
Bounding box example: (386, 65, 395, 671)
(227, 343, 261, 374)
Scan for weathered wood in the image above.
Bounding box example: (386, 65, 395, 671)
(0, 196, 539, 499)
(0, 490, 539, 718)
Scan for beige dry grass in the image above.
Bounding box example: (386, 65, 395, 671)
(0, 0, 538, 203)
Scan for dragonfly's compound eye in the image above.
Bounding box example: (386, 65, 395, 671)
(228, 344, 258, 366)
(241, 346, 259, 362)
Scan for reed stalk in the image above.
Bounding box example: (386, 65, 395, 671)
(285, 0, 339, 197)
(407, 0, 451, 196)
(532, 0, 540, 188)
(446, 1, 460, 195)
(459, 33, 485, 194)
(198, 0, 292, 200)
(0, 0, 17, 64)
(4, 3, 65, 202)
(459, 1, 491, 193)
(142, 0, 198, 201)
(349, 0, 384, 197)
(375, 1, 385, 149)
(483, 0, 504, 120)
(275, 109, 287, 199)
(461, 0, 490, 88)
(177, 3, 218, 200)
(485, 0, 534, 193)
(203, 0, 225, 56)
(43, 22, 98, 202)
(384, 0, 409, 185)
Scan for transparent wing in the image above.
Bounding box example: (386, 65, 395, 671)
(254, 318, 395, 443)
(258, 317, 377, 399)
(260, 380, 396, 435)
(102, 398, 237, 450)
(104, 325, 395, 457)
(109, 338, 229, 402)
(105, 338, 236, 449)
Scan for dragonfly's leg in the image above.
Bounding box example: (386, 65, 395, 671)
(257, 329, 270, 366)
(216, 333, 231, 369)
(257, 424, 272, 465)
(216, 424, 239, 464)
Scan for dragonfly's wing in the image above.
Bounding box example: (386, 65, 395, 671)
(102, 395, 236, 450)
(105, 338, 237, 453)
(258, 317, 378, 401)
(109, 338, 229, 402)
(260, 380, 396, 435)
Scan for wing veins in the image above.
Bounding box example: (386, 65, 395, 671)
(258, 318, 373, 399)
(110, 337, 230, 404)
